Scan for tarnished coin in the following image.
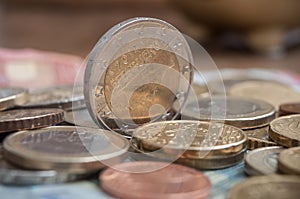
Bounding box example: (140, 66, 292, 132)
(244, 126, 278, 150)
(279, 102, 300, 116)
(229, 81, 300, 109)
(245, 146, 283, 176)
(3, 126, 129, 173)
(0, 87, 28, 111)
(0, 145, 93, 185)
(278, 146, 300, 175)
(100, 161, 211, 199)
(0, 108, 64, 133)
(180, 96, 276, 129)
(64, 108, 98, 129)
(18, 85, 85, 110)
(228, 175, 300, 199)
(269, 114, 300, 147)
(85, 17, 192, 132)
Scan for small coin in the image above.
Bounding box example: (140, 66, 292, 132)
(0, 87, 28, 111)
(278, 146, 300, 175)
(3, 126, 129, 173)
(244, 126, 278, 150)
(19, 85, 85, 110)
(0, 145, 93, 185)
(229, 81, 300, 109)
(269, 114, 300, 147)
(279, 102, 300, 116)
(228, 175, 300, 199)
(245, 146, 283, 176)
(179, 96, 276, 129)
(99, 161, 211, 199)
(0, 108, 64, 133)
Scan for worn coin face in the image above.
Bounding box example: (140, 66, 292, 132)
(228, 175, 300, 199)
(100, 161, 211, 199)
(278, 146, 300, 175)
(244, 126, 278, 150)
(0, 108, 64, 133)
(279, 102, 300, 116)
(85, 17, 192, 132)
(270, 114, 300, 147)
(3, 126, 129, 173)
(180, 96, 275, 129)
(229, 81, 300, 109)
(0, 87, 28, 111)
(245, 146, 283, 176)
(19, 85, 85, 110)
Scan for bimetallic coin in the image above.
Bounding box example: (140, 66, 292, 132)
(85, 17, 192, 132)
(269, 114, 300, 147)
(229, 81, 300, 109)
(180, 96, 276, 129)
(278, 146, 300, 175)
(19, 85, 85, 110)
(0, 108, 64, 133)
(0, 145, 94, 185)
(245, 146, 283, 176)
(99, 161, 211, 199)
(279, 102, 300, 116)
(3, 126, 129, 173)
(244, 126, 278, 150)
(228, 175, 300, 199)
(0, 87, 28, 111)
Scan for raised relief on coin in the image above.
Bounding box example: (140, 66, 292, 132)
(0, 108, 64, 133)
(270, 114, 300, 147)
(180, 96, 275, 129)
(245, 146, 283, 176)
(278, 146, 300, 175)
(0, 87, 28, 111)
(244, 126, 278, 149)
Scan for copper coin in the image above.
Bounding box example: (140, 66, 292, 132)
(100, 161, 211, 199)
(279, 102, 300, 116)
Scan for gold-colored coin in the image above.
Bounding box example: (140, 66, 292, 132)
(278, 146, 300, 175)
(244, 126, 278, 150)
(269, 114, 300, 147)
(229, 81, 300, 110)
(228, 175, 300, 199)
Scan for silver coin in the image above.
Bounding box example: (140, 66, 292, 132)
(0, 145, 94, 185)
(3, 126, 129, 173)
(0, 87, 28, 111)
(18, 85, 85, 110)
(245, 146, 284, 176)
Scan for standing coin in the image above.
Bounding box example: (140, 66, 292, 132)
(99, 161, 211, 199)
(3, 126, 129, 173)
(0, 87, 28, 111)
(244, 126, 278, 150)
(0, 108, 64, 133)
(245, 146, 283, 176)
(278, 146, 300, 175)
(229, 81, 300, 109)
(228, 175, 300, 199)
(269, 114, 300, 147)
(279, 102, 300, 116)
(18, 85, 85, 110)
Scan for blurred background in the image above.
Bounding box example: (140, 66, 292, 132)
(1, 0, 300, 72)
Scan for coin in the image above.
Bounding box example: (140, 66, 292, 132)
(279, 102, 300, 116)
(228, 175, 300, 199)
(3, 126, 129, 173)
(278, 146, 300, 175)
(244, 126, 278, 149)
(85, 17, 192, 132)
(99, 161, 211, 199)
(245, 146, 283, 176)
(64, 108, 98, 129)
(0, 145, 93, 185)
(269, 114, 300, 147)
(229, 81, 300, 109)
(0, 87, 28, 111)
(0, 108, 64, 133)
(179, 96, 276, 129)
(18, 85, 85, 110)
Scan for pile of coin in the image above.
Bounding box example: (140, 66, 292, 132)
(1, 17, 300, 198)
